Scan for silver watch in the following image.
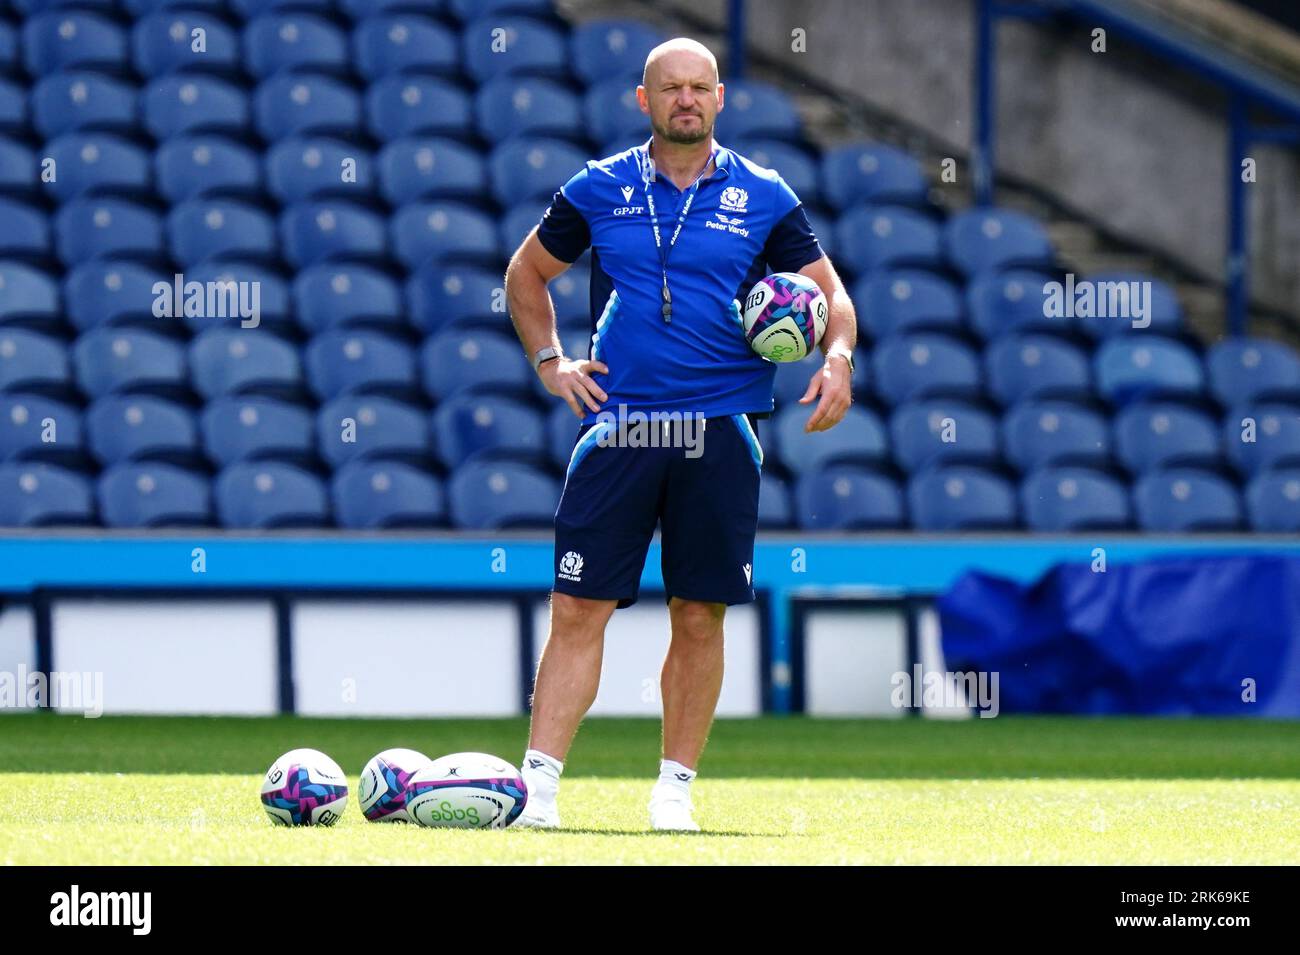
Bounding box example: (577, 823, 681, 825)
(532, 346, 563, 371)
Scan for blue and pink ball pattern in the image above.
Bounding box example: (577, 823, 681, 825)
(260, 765, 348, 827)
(742, 272, 828, 362)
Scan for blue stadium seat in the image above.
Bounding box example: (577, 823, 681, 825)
(254, 74, 361, 140)
(0, 329, 72, 394)
(142, 74, 250, 139)
(943, 208, 1054, 278)
(406, 263, 502, 334)
(13, 0, 117, 12)
(1113, 402, 1220, 474)
(0, 263, 59, 327)
(168, 200, 276, 266)
(582, 78, 646, 146)
(448, 0, 556, 19)
(390, 201, 499, 270)
(0, 22, 14, 75)
(244, 14, 348, 78)
(966, 270, 1066, 340)
(871, 333, 982, 405)
(0, 393, 82, 463)
(304, 330, 417, 400)
(0, 199, 50, 258)
(432, 392, 545, 469)
(756, 470, 793, 529)
(713, 80, 801, 141)
(0, 137, 36, 193)
(181, 262, 292, 331)
(1020, 467, 1131, 531)
(984, 334, 1091, 406)
(1134, 468, 1243, 532)
(155, 136, 260, 203)
(64, 262, 166, 331)
(499, 199, 548, 254)
(475, 75, 582, 144)
(908, 466, 1018, 530)
(31, 72, 136, 138)
(889, 400, 999, 473)
(546, 401, 578, 469)
(316, 394, 430, 468)
(550, 263, 590, 328)
(447, 459, 559, 529)
(820, 143, 927, 210)
(730, 139, 820, 206)
(0, 463, 94, 526)
(1206, 337, 1300, 409)
(72, 328, 186, 398)
(332, 460, 446, 529)
(461, 15, 567, 84)
(293, 265, 403, 334)
(280, 201, 387, 267)
(1002, 400, 1110, 472)
(571, 19, 661, 84)
(41, 134, 150, 202)
(97, 462, 211, 528)
(85, 394, 198, 465)
(0, 79, 21, 134)
(352, 15, 458, 80)
(376, 137, 486, 205)
(420, 328, 530, 401)
(1246, 470, 1300, 533)
(231, 0, 335, 16)
(1075, 272, 1184, 339)
(772, 403, 887, 475)
(266, 137, 375, 204)
(488, 137, 589, 207)
(132, 11, 239, 76)
(834, 205, 942, 274)
(1094, 337, 1204, 405)
(214, 461, 329, 528)
(126, 0, 227, 16)
(852, 270, 962, 340)
(22, 11, 127, 75)
(340, 0, 445, 17)
(795, 465, 905, 530)
(1224, 404, 1300, 476)
(365, 75, 472, 141)
(200, 395, 313, 466)
(189, 328, 301, 399)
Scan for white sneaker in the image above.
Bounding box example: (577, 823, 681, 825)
(648, 788, 700, 832)
(513, 797, 560, 829)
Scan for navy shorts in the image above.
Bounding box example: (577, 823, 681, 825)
(553, 412, 763, 608)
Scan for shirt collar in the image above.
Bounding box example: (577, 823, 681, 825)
(638, 139, 731, 183)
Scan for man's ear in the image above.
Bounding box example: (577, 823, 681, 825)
(715, 81, 725, 113)
(635, 85, 650, 115)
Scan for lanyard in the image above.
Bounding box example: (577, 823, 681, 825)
(643, 145, 716, 323)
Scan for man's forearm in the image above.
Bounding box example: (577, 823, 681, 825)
(505, 260, 562, 359)
(820, 285, 857, 362)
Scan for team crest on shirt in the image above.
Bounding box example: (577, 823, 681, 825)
(719, 186, 748, 213)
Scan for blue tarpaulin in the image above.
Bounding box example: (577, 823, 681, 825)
(938, 554, 1300, 717)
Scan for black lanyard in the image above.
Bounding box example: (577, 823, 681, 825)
(643, 146, 716, 323)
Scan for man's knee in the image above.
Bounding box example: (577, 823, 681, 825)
(669, 598, 726, 641)
(549, 591, 616, 641)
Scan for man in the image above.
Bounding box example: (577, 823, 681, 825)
(504, 37, 857, 830)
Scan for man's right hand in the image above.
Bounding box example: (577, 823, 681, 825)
(539, 357, 610, 417)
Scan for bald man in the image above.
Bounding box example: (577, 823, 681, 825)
(505, 37, 857, 830)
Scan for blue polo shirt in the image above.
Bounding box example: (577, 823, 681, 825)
(535, 141, 823, 424)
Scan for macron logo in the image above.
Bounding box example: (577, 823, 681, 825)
(620, 185, 635, 202)
(743, 563, 752, 584)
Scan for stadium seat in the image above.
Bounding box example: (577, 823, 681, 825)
(0, 328, 72, 394)
(852, 270, 963, 340)
(712, 80, 801, 141)
(390, 201, 499, 270)
(293, 265, 403, 334)
(22, 11, 127, 75)
(254, 74, 361, 141)
(180, 262, 292, 332)
(447, 459, 559, 529)
(889, 400, 999, 473)
(352, 14, 458, 80)
(795, 465, 905, 530)
(85, 394, 198, 465)
(0, 136, 36, 194)
(156, 136, 261, 202)
(943, 208, 1054, 278)
(126, 0, 228, 15)
(266, 138, 376, 204)
(1245, 469, 1300, 533)
(834, 205, 943, 274)
(55, 198, 164, 265)
(730, 139, 820, 206)
(200, 395, 314, 467)
(0, 462, 94, 526)
(499, 199, 548, 256)
(331, 460, 446, 529)
(316, 394, 430, 468)
(0, 393, 82, 463)
(340, 0, 445, 17)
(448, 0, 556, 20)
(0, 199, 50, 258)
(304, 330, 417, 400)
(97, 462, 211, 528)
(41, 133, 151, 202)
(214, 461, 329, 528)
(63, 262, 164, 331)
(406, 263, 502, 334)
(966, 270, 1066, 340)
(1020, 467, 1131, 531)
(460, 15, 567, 84)
(0, 262, 59, 327)
(1113, 402, 1220, 474)
(365, 75, 472, 141)
(984, 334, 1091, 406)
(189, 328, 301, 399)
(1133, 468, 1243, 532)
(376, 137, 486, 205)
(142, 74, 251, 139)
(1206, 337, 1300, 409)
(419, 328, 531, 401)
(571, 19, 662, 85)
(72, 328, 186, 398)
(1224, 404, 1300, 476)
(820, 143, 927, 210)
(1002, 400, 1110, 472)
(907, 466, 1018, 531)
(231, 0, 335, 16)
(474, 75, 583, 144)
(871, 333, 982, 405)
(280, 201, 388, 267)
(0, 79, 21, 133)
(758, 470, 793, 529)
(31, 72, 136, 138)
(582, 79, 647, 147)
(772, 403, 888, 475)
(132, 11, 239, 76)
(168, 200, 276, 267)
(488, 138, 589, 207)
(432, 392, 546, 469)
(1074, 272, 1184, 339)
(550, 264, 590, 328)
(1094, 337, 1205, 405)
(0, 22, 17, 76)
(243, 14, 348, 78)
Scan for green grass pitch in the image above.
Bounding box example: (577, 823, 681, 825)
(1, 714, 1298, 864)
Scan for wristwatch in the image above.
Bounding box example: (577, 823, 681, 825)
(532, 345, 563, 372)
(828, 349, 855, 374)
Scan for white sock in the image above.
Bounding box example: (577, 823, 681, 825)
(656, 759, 696, 797)
(522, 749, 563, 803)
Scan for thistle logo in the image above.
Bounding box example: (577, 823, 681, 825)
(558, 551, 584, 582)
(719, 186, 748, 213)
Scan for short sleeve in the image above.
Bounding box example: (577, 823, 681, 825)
(536, 167, 592, 263)
(763, 202, 824, 274)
